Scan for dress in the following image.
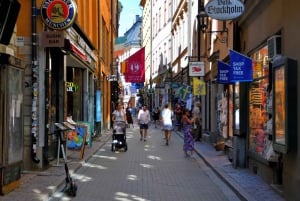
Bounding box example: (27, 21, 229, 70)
(126, 108, 133, 124)
(153, 109, 160, 121)
(182, 121, 194, 152)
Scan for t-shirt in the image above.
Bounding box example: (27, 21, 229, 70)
(161, 108, 172, 126)
(113, 110, 125, 121)
(138, 109, 150, 124)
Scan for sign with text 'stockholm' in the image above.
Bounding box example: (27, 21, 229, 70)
(205, 0, 245, 20)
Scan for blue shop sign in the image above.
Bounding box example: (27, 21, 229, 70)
(229, 49, 253, 82)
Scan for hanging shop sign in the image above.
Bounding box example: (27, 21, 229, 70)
(216, 50, 253, 83)
(107, 75, 118, 82)
(217, 60, 231, 84)
(189, 61, 205, 76)
(205, 0, 245, 20)
(41, 0, 77, 30)
(229, 49, 253, 82)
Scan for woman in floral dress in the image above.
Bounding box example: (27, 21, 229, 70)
(181, 108, 195, 157)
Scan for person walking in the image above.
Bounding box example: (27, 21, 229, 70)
(192, 102, 202, 141)
(161, 103, 173, 145)
(174, 103, 183, 131)
(181, 108, 195, 157)
(125, 105, 134, 128)
(153, 107, 160, 128)
(112, 102, 126, 122)
(137, 105, 151, 141)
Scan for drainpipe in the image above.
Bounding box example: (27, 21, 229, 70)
(31, 0, 40, 164)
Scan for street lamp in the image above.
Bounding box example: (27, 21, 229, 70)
(197, 2, 228, 44)
(197, 1, 209, 33)
(111, 57, 120, 104)
(115, 57, 120, 102)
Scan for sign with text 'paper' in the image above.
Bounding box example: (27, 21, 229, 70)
(229, 49, 253, 82)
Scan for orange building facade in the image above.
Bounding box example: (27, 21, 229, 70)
(4, 0, 119, 176)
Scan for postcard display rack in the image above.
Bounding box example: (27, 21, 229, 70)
(272, 57, 297, 153)
(55, 120, 87, 165)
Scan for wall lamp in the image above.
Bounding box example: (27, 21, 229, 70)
(197, 4, 228, 44)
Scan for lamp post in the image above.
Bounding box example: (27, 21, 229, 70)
(115, 57, 119, 100)
(197, 2, 228, 44)
(197, 1, 208, 34)
(112, 57, 119, 104)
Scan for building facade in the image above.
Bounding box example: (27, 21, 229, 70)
(234, 1, 300, 200)
(141, 0, 300, 200)
(0, 1, 117, 194)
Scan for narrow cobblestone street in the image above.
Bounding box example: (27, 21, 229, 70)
(48, 125, 240, 201)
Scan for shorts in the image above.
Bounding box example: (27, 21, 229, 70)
(163, 124, 172, 131)
(140, 123, 148, 129)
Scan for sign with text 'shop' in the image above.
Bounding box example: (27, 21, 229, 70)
(229, 49, 253, 82)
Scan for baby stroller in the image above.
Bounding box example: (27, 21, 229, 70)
(111, 121, 128, 152)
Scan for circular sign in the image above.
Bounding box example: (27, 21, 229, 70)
(205, 0, 245, 21)
(41, 0, 77, 30)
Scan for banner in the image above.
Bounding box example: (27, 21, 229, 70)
(125, 47, 145, 82)
(193, 77, 206, 96)
(217, 60, 231, 84)
(229, 49, 253, 82)
(175, 84, 192, 101)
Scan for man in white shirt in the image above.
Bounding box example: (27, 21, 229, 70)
(137, 105, 151, 141)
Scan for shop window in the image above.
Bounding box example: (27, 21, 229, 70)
(248, 46, 275, 159)
(67, 67, 83, 120)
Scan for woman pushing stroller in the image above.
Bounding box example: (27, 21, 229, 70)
(112, 102, 126, 122)
(111, 102, 128, 151)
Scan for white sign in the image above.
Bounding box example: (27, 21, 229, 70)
(107, 75, 118, 81)
(189, 62, 205, 77)
(205, 0, 245, 20)
(16, 36, 24, 47)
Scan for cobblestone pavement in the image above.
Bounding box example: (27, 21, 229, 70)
(176, 131, 285, 201)
(1, 123, 285, 201)
(48, 125, 240, 201)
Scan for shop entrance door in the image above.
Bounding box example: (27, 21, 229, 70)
(0, 54, 24, 194)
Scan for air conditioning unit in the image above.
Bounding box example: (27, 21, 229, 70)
(267, 35, 281, 60)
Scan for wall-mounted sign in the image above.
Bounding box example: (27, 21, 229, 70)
(40, 31, 65, 47)
(189, 61, 205, 76)
(107, 75, 117, 82)
(205, 0, 245, 20)
(41, 0, 77, 30)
